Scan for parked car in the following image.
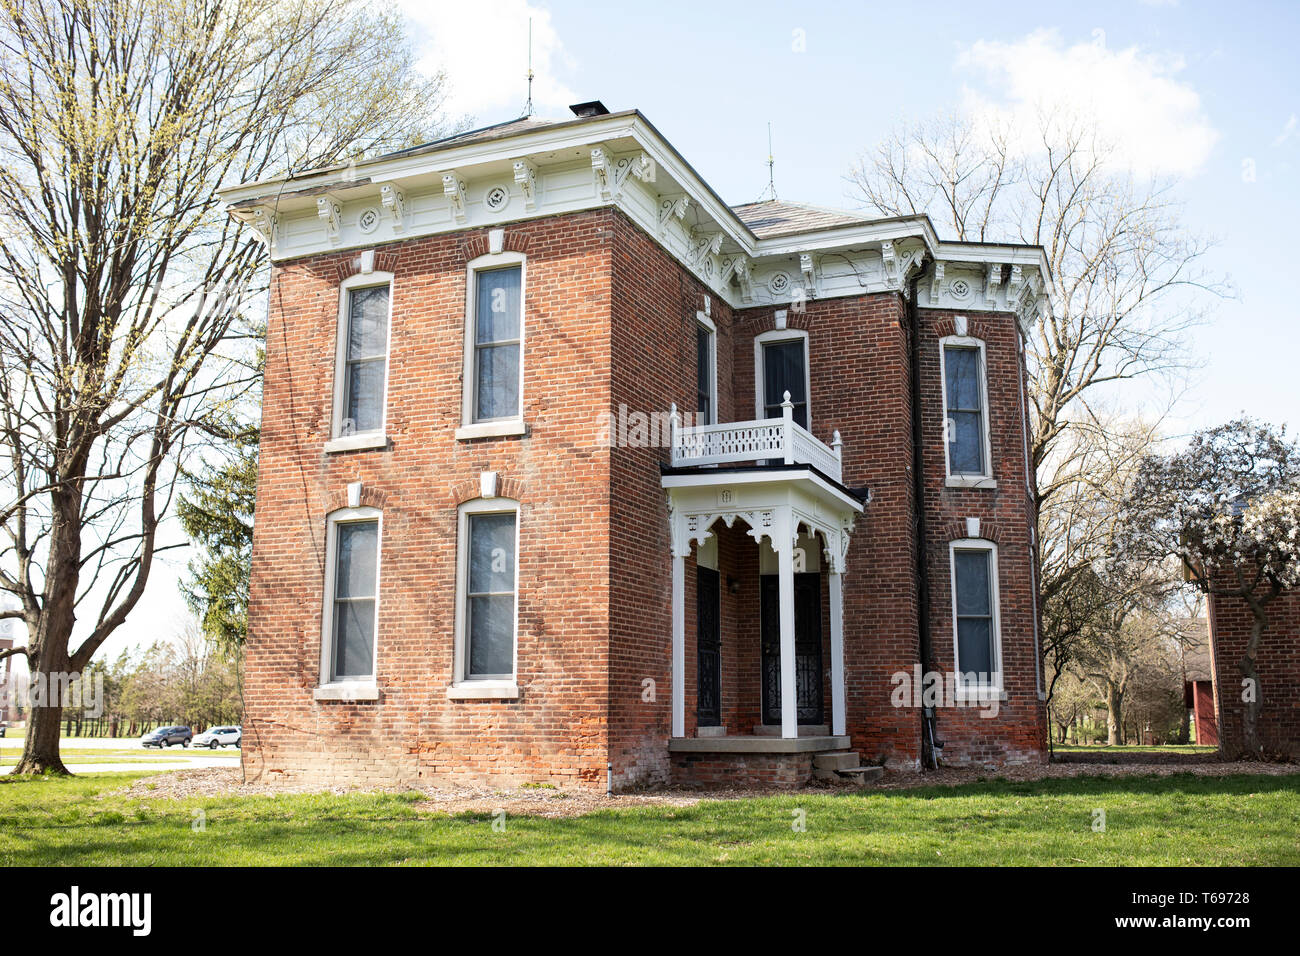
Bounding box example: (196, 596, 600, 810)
(141, 726, 192, 748)
(191, 725, 241, 749)
(0, 725, 6, 737)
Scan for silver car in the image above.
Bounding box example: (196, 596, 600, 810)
(191, 725, 241, 749)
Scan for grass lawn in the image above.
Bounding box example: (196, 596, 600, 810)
(1, 770, 1297, 866)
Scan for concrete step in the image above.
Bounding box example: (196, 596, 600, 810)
(813, 751, 859, 771)
(837, 765, 885, 784)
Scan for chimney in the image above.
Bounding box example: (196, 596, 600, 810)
(569, 100, 610, 118)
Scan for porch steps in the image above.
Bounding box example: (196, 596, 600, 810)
(812, 751, 885, 787)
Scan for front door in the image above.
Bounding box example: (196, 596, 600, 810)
(696, 566, 722, 727)
(760, 573, 824, 725)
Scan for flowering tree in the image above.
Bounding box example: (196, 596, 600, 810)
(1115, 420, 1300, 756)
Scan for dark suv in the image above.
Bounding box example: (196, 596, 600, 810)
(142, 726, 192, 748)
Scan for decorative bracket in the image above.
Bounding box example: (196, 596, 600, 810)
(249, 207, 278, 251)
(658, 196, 690, 236)
(880, 239, 925, 293)
(930, 261, 945, 302)
(316, 197, 341, 243)
(591, 147, 614, 200)
(985, 263, 1002, 307)
(380, 184, 405, 231)
(513, 159, 538, 211)
(690, 229, 724, 266)
(723, 255, 754, 302)
(618, 152, 655, 187)
(593, 147, 654, 201)
(1007, 264, 1024, 302)
(443, 172, 467, 224)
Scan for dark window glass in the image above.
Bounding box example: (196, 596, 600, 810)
(954, 549, 995, 684)
(342, 286, 389, 435)
(331, 520, 378, 680)
(474, 267, 522, 421)
(696, 324, 713, 423)
(762, 340, 808, 428)
(944, 345, 985, 475)
(466, 512, 517, 678)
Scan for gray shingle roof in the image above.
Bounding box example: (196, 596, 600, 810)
(731, 200, 870, 239)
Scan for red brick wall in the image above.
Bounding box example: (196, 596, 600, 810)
(245, 210, 615, 789)
(916, 310, 1047, 766)
(247, 203, 1047, 790)
(1208, 588, 1300, 759)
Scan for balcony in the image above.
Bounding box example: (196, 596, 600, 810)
(669, 391, 843, 483)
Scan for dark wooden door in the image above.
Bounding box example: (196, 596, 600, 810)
(760, 573, 824, 725)
(696, 566, 722, 727)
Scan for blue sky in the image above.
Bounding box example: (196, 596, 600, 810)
(36, 0, 1297, 662)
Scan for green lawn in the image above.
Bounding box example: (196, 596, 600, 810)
(1, 771, 1297, 866)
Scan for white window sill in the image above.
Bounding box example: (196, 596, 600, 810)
(945, 475, 997, 490)
(324, 432, 388, 454)
(455, 419, 526, 441)
(313, 682, 380, 701)
(446, 681, 520, 700)
(954, 687, 1007, 703)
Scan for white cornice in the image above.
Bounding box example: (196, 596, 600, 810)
(220, 110, 1053, 324)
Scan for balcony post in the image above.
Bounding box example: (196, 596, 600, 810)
(776, 505, 798, 738)
(669, 402, 679, 466)
(781, 391, 794, 465)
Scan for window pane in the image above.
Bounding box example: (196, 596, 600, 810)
(764, 341, 807, 404)
(333, 598, 375, 679)
(697, 326, 712, 421)
(469, 512, 516, 593)
(944, 346, 981, 410)
(475, 344, 520, 420)
(348, 287, 389, 359)
(949, 410, 984, 474)
(345, 359, 386, 433)
(956, 617, 993, 680)
(954, 550, 991, 616)
(468, 594, 514, 676)
(475, 267, 521, 344)
(335, 521, 378, 599)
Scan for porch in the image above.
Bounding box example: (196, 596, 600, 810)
(662, 395, 868, 766)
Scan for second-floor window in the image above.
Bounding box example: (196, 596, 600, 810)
(472, 265, 522, 422)
(759, 334, 809, 428)
(696, 315, 716, 425)
(941, 339, 992, 481)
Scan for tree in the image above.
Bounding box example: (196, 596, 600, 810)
(1115, 419, 1300, 756)
(848, 111, 1226, 706)
(178, 419, 257, 651)
(0, 0, 454, 774)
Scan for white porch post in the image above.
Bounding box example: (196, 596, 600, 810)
(671, 550, 685, 739)
(829, 567, 846, 737)
(777, 506, 798, 738)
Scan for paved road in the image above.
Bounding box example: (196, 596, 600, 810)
(0, 736, 241, 774)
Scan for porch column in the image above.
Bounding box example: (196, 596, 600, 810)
(829, 568, 846, 737)
(777, 507, 798, 738)
(671, 550, 685, 738)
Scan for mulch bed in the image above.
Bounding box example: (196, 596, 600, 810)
(99, 760, 1300, 818)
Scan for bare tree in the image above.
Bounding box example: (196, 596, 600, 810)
(0, 0, 455, 774)
(848, 111, 1228, 701)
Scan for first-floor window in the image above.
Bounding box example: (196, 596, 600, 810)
(327, 514, 380, 681)
(951, 542, 1000, 689)
(463, 507, 518, 679)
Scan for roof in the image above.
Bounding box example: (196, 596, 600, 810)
(379, 115, 567, 161)
(731, 200, 871, 239)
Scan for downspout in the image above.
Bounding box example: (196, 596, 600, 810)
(906, 264, 938, 770)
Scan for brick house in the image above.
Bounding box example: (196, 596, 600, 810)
(221, 103, 1052, 790)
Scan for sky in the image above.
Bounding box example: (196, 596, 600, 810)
(10, 0, 1296, 665)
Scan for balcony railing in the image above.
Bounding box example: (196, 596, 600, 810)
(669, 391, 843, 483)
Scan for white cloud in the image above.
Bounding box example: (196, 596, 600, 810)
(955, 29, 1218, 177)
(396, 0, 578, 123)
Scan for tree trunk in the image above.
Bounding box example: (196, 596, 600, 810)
(1106, 682, 1123, 746)
(1239, 604, 1268, 758)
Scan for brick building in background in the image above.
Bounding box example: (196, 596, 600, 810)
(221, 103, 1052, 790)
